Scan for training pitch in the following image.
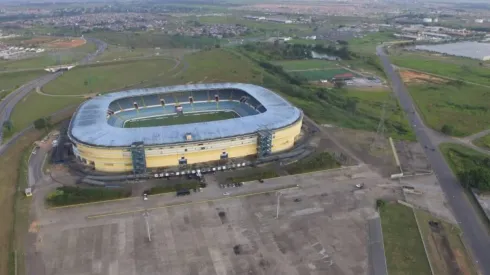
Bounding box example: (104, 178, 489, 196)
(124, 111, 238, 128)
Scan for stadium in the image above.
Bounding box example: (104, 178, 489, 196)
(68, 83, 303, 173)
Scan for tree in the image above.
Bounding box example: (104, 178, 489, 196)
(459, 168, 490, 191)
(333, 80, 346, 89)
(33, 117, 51, 131)
(441, 124, 454, 135)
(2, 120, 13, 132)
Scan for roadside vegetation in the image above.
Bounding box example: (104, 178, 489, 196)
(46, 186, 131, 207)
(0, 129, 44, 275)
(0, 70, 46, 100)
(286, 152, 340, 174)
(408, 82, 490, 137)
(415, 210, 477, 275)
(379, 203, 432, 275)
(439, 143, 490, 192)
(227, 169, 279, 183)
(474, 134, 490, 150)
(146, 180, 201, 195)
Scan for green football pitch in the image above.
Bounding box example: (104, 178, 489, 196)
(124, 111, 238, 128)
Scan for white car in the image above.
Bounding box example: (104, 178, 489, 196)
(223, 192, 231, 196)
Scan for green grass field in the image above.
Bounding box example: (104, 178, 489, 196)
(290, 68, 353, 81)
(474, 134, 490, 150)
(408, 83, 490, 136)
(124, 111, 237, 128)
(273, 59, 338, 71)
(42, 58, 176, 96)
(380, 203, 432, 275)
(348, 31, 396, 55)
(391, 52, 490, 86)
(415, 210, 477, 275)
(0, 70, 46, 100)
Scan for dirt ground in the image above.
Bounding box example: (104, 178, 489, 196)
(399, 70, 446, 84)
(328, 127, 399, 177)
(20, 37, 57, 46)
(45, 38, 86, 49)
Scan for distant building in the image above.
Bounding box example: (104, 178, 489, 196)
(423, 18, 433, 23)
(332, 73, 354, 81)
(475, 19, 484, 24)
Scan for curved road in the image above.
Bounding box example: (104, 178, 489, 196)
(0, 37, 106, 149)
(377, 45, 490, 274)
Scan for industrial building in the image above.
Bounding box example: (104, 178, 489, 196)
(68, 83, 303, 172)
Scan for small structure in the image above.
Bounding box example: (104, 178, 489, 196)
(332, 73, 354, 81)
(25, 188, 32, 197)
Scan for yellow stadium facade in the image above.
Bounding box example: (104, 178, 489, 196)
(72, 116, 302, 172)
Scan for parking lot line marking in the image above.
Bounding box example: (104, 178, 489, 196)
(86, 185, 299, 220)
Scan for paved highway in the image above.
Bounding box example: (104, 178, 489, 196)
(377, 45, 490, 274)
(0, 37, 106, 146)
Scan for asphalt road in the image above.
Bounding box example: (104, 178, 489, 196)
(377, 45, 490, 274)
(0, 37, 107, 146)
(368, 216, 388, 275)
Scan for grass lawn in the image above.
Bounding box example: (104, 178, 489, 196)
(273, 59, 338, 71)
(0, 41, 96, 71)
(42, 58, 176, 96)
(46, 186, 131, 207)
(348, 31, 396, 55)
(10, 93, 84, 133)
(0, 129, 44, 275)
(0, 70, 46, 100)
(474, 134, 490, 150)
(415, 209, 477, 275)
(290, 68, 353, 81)
(408, 83, 490, 136)
(124, 111, 237, 128)
(391, 52, 490, 86)
(380, 203, 432, 275)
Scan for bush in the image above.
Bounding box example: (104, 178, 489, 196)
(227, 170, 279, 183)
(376, 199, 387, 209)
(46, 186, 131, 206)
(286, 152, 340, 175)
(459, 168, 490, 192)
(441, 124, 454, 135)
(146, 180, 200, 195)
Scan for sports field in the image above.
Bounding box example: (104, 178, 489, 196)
(290, 68, 354, 81)
(124, 111, 238, 128)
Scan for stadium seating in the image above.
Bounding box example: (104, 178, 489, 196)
(191, 91, 208, 102)
(107, 89, 264, 127)
(143, 95, 160, 107)
(230, 89, 247, 101)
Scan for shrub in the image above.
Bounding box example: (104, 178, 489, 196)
(146, 180, 200, 195)
(286, 152, 340, 175)
(46, 186, 131, 206)
(376, 199, 387, 209)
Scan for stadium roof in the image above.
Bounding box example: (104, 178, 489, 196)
(69, 83, 302, 147)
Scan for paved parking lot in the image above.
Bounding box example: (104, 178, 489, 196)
(31, 165, 399, 275)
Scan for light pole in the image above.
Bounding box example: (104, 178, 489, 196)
(276, 192, 283, 219)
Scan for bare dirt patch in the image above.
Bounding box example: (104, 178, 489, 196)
(45, 38, 86, 49)
(399, 70, 446, 84)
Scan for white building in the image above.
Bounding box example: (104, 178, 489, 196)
(475, 19, 484, 24)
(423, 18, 433, 23)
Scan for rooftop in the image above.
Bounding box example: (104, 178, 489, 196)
(69, 83, 302, 147)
